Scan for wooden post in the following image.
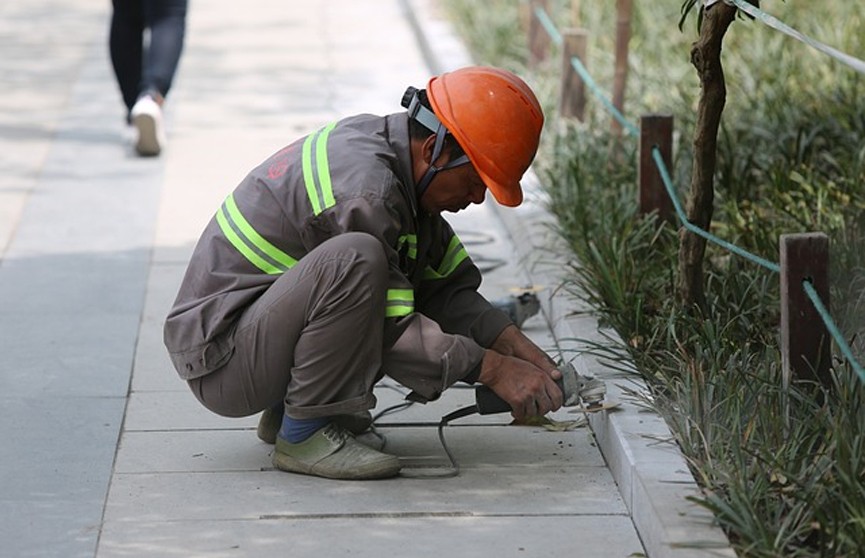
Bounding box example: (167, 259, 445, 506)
(611, 0, 633, 136)
(780, 232, 831, 390)
(528, 0, 551, 68)
(559, 29, 588, 121)
(638, 115, 674, 221)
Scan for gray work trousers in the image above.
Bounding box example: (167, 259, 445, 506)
(189, 232, 387, 420)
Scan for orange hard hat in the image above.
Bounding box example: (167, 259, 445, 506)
(427, 66, 544, 207)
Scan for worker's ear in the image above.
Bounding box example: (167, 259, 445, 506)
(421, 134, 436, 165)
(421, 134, 450, 166)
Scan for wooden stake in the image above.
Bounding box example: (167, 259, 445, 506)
(560, 29, 588, 121)
(528, 0, 551, 68)
(638, 115, 674, 222)
(780, 232, 831, 390)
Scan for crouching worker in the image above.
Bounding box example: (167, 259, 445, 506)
(163, 66, 563, 480)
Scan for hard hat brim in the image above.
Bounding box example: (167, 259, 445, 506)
(480, 172, 523, 207)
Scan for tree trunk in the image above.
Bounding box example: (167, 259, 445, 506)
(677, 3, 737, 310)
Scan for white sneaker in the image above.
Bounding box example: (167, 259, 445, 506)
(130, 95, 165, 156)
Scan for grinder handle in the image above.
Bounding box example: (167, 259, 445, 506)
(474, 376, 566, 415)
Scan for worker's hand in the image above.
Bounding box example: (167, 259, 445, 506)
(490, 324, 560, 379)
(478, 350, 564, 420)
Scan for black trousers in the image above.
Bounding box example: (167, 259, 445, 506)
(109, 0, 188, 112)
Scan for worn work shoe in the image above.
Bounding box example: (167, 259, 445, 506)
(257, 408, 375, 445)
(130, 94, 165, 156)
(272, 423, 400, 480)
(256, 405, 284, 444)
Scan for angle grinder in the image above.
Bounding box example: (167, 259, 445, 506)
(407, 362, 608, 478)
(473, 362, 606, 415)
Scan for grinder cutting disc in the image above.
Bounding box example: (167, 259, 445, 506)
(559, 364, 614, 412)
(573, 400, 621, 413)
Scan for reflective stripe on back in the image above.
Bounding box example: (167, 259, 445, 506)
(302, 122, 337, 215)
(216, 193, 298, 274)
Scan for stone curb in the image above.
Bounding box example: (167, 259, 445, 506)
(401, 1, 737, 556)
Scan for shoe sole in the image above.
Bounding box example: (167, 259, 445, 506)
(134, 112, 161, 156)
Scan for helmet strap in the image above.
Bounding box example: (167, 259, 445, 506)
(406, 94, 441, 133)
(416, 123, 470, 201)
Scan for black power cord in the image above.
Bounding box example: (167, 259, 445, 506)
(371, 392, 484, 479)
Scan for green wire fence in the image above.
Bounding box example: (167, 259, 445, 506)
(528, 0, 865, 383)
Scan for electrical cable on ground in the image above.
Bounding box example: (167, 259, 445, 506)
(372, 397, 476, 479)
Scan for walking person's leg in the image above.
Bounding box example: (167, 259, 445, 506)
(140, 0, 187, 100)
(109, 0, 145, 118)
(130, 0, 187, 155)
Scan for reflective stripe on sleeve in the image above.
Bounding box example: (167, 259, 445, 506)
(301, 122, 337, 215)
(216, 193, 298, 274)
(386, 288, 414, 318)
(397, 234, 418, 259)
(422, 234, 469, 280)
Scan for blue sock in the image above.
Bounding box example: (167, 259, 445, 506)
(279, 415, 330, 443)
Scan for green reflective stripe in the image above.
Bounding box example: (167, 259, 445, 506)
(387, 289, 414, 302)
(224, 194, 297, 269)
(398, 234, 417, 259)
(441, 236, 469, 275)
(386, 305, 413, 318)
(316, 122, 337, 209)
(301, 122, 337, 215)
(216, 207, 283, 275)
(422, 265, 443, 280)
(301, 133, 321, 214)
(386, 288, 414, 317)
(423, 235, 468, 280)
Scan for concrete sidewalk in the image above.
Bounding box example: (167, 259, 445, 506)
(0, 1, 731, 557)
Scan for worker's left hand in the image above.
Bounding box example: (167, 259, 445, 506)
(490, 324, 560, 380)
(478, 350, 564, 420)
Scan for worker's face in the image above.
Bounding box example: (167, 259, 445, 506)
(420, 161, 487, 214)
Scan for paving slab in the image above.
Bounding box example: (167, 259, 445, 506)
(98, 516, 644, 558)
(114, 424, 604, 474)
(0, 396, 126, 558)
(104, 465, 622, 523)
(130, 263, 189, 393)
(123, 390, 258, 432)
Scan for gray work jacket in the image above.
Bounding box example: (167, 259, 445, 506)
(163, 113, 511, 400)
